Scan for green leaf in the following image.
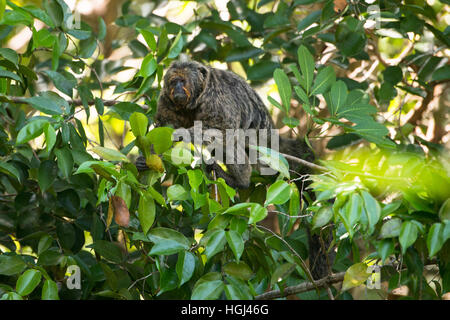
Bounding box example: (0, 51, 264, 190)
(187, 169, 203, 191)
(377, 239, 394, 262)
(225, 230, 244, 262)
(44, 0, 63, 27)
(265, 180, 291, 206)
(167, 184, 190, 202)
(176, 251, 195, 287)
(38, 160, 57, 192)
(248, 203, 268, 224)
(75, 160, 116, 176)
(282, 116, 300, 128)
(38, 235, 53, 255)
(273, 68, 292, 113)
(311, 65, 335, 95)
(191, 280, 224, 300)
(223, 202, 253, 216)
(157, 27, 169, 56)
(43, 123, 56, 153)
(52, 38, 59, 70)
(129, 112, 148, 137)
(16, 119, 48, 145)
(294, 85, 310, 104)
(247, 60, 280, 81)
(54, 147, 74, 179)
(335, 17, 366, 57)
(252, 145, 290, 179)
(0, 0, 5, 23)
(0, 161, 20, 181)
(139, 29, 157, 52)
(383, 66, 403, 85)
(109, 102, 143, 121)
(224, 283, 252, 300)
(138, 193, 155, 234)
(163, 146, 193, 167)
(42, 280, 59, 300)
(56, 222, 75, 250)
(399, 221, 419, 254)
(0, 69, 22, 83)
(432, 65, 450, 82)
(297, 45, 315, 94)
(267, 95, 283, 111)
(312, 206, 333, 229)
(329, 80, 348, 116)
(339, 193, 362, 238)
(138, 55, 157, 78)
(148, 186, 166, 207)
(88, 240, 124, 263)
(361, 190, 381, 234)
(0, 255, 27, 276)
(148, 127, 174, 154)
(297, 9, 321, 31)
(94, 97, 104, 115)
(0, 48, 19, 66)
(271, 262, 295, 285)
(223, 261, 253, 281)
(204, 229, 227, 261)
(159, 268, 178, 295)
(16, 269, 42, 296)
(23, 93, 66, 115)
(427, 223, 445, 258)
(148, 227, 190, 255)
(1, 292, 23, 300)
(2, 6, 33, 26)
(380, 218, 402, 238)
(225, 46, 264, 62)
(167, 30, 184, 59)
(37, 249, 63, 266)
(98, 17, 106, 40)
(342, 262, 370, 291)
(90, 146, 129, 162)
(439, 198, 450, 221)
(42, 70, 77, 97)
(79, 37, 97, 58)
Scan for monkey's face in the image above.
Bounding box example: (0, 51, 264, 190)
(164, 62, 208, 109)
(167, 74, 191, 106)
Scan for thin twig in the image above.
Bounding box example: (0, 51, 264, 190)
(268, 210, 311, 219)
(128, 271, 157, 291)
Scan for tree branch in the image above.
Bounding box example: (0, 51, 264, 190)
(255, 272, 346, 300)
(281, 153, 328, 172)
(4, 96, 120, 107)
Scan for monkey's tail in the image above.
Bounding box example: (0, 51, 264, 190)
(279, 137, 335, 280)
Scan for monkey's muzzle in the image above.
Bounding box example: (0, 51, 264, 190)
(171, 82, 190, 106)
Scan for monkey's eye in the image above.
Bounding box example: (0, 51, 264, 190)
(171, 79, 185, 86)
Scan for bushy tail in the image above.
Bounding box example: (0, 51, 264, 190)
(279, 137, 335, 280)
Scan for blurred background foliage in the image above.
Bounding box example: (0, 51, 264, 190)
(0, 0, 449, 300)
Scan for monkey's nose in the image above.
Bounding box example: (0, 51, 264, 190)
(172, 92, 188, 105)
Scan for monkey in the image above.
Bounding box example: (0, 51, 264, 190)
(136, 60, 334, 280)
(137, 60, 313, 187)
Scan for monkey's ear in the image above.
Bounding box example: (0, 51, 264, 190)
(199, 66, 208, 79)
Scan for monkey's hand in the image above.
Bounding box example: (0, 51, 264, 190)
(135, 155, 149, 172)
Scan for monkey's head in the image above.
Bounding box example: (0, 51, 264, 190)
(163, 61, 208, 110)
